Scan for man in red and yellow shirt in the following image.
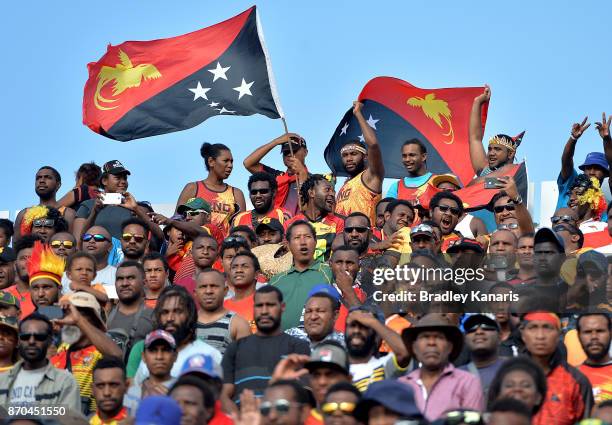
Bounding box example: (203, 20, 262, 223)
(90, 357, 129, 425)
(233, 171, 291, 230)
(577, 313, 612, 404)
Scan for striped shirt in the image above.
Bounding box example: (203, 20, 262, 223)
(195, 312, 236, 356)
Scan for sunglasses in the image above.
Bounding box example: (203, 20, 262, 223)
(32, 219, 55, 228)
(49, 240, 74, 249)
(225, 235, 247, 244)
(493, 204, 516, 213)
(466, 323, 498, 334)
(345, 226, 369, 234)
(259, 399, 300, 416)
(185, 209, 208, 217)
(83, 233, 109, 243)
(437, 205, 461, 216)
(497, 223, 518, 230)
(321, 402, 356, 415)
(122, 233, 146, 243)
(19, 333, 48, 342)
(551, 215, 575, 224)
(250, 188, 270, 195)
(445, 411, 484, 425)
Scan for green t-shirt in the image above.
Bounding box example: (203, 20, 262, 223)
(270, 260, 333, 330)
(126, 340, 145, 379)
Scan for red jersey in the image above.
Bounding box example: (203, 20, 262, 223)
(195, 181, 238, 236)
(285, 213, 344, 261)
(335, 171, 381, 224)
(579, 362, 612, 404)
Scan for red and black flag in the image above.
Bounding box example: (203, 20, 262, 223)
(83, 6, 283, 141)
(324, 77, 488, 186)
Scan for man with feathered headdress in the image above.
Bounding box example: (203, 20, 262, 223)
(28, 240, 65, 309)
(568, 174, 608, 230)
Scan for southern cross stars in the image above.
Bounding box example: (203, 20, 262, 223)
(188, 81, 211, 100)
(208, 62, 230, 82)
(233, 78, 254, 100)
(340, 122, 349, 136)
(366, 115, 380, 130)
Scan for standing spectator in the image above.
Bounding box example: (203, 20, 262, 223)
(90, 356, 129, 425)
(222, 285, 310, 405)
(346, 305, 410, 392)
(233, 172, 290, 229)
(0, 247, 16, 290)
(6, 235, 40, 318)
(430, 191, 464, 251)
(171, 197, 224, 245)
(260, 380, 312, 425)
(14, 166, 76, 242)
(174, 234, 219, 294)
(49, 232, 77, 259)
(335, 101, 385, 224)
(21, 206, 69, 244)
(229, 226, 258, 249)
(175, 143, 247, 236)
(373, 197, 394, 236)
(124, 330, 178, 413)
(487, 357, 547, 417)
(461, 314, 507, 399)
(489, 177, 534, 236)
(285, 174, 344, 261)
(385, 139, 437, 203)
(219, 236, 250, 277)
(120, 217, 150, 262)
(106, 261, 155, 351)
(376, 200, 414, 254)
(400, 313, 484, 421)
(321, 382, 361, 425)
(569, 174, 607, 229)
(577, 313, 612, 404)
(520, 311, 593, 425)
(342, 213, 373, 257)
(0, 315, 19, 372)
(224, 252, 261, 330)
(169, 376, 215, 425)
(51, 292, 122, 415)
(353, 380, 425, 424)
(58, 162, 102, 211)
(0, 312, 80, 409)
(195, 268, 251, 355)
(270, 221, 333, 330)
(243, 133, 310, 216)
(143, 252, 171, 309)
(487, 282, 522, 357)
(81, 226, 117, 299)
(0, 219, 14, 248)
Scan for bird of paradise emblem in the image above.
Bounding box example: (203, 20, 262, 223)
(94, 49, 162, 110)
(407, 93, 454, 144)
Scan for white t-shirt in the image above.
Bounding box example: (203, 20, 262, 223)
(61, 265, 117, 298)
(133, 339, 222, 385)
(10, 367, 46, 404)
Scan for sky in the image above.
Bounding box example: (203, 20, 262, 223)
(2, 1, 612, 218)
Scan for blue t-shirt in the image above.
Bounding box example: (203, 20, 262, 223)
(387, 172, 433, 198)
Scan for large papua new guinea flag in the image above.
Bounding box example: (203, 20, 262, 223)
(324, 77, 488, 186)
(83, 6, 283, 141)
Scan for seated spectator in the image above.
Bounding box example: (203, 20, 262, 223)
(169, 375, 216, 424)
(0, 292, 20, 319)
(577, 313, 612, 404)
(174, 234, 219, 294)
(376, 199, 414, 255)
(57, 162, 102, 211)
(219, 236, 250, 278)
(64, 252, 109, 306)
(508, 232, 536, 285)
(134, 395, 183, 425)
(28, 240, 64, 309)
(346, 305, 410, 392)
(222, 285, 310, 405)
(520, 311, 593, 425)
(341, 213, 373, 257)
(194, 268, 251, 355)
(487, 398, 532, 425)
(233, 171, 290, 230)
(49, 231, 77, 259)
(143, 252, 171, 309)
(321, 381, 362, 425)
(224, 252, 261, 331)
(489, 179, 534, 237)
(120, 218, 150, 262)
(81, 226, 117, 299)
(328, 247, 364, 314)
(400, 313, 484, 421)
(90, 356, 129, 425)
(6, 235, 39, 318)
(52, 291, 122, 415)
(0, 247, 16, 290)
(487, 282, 522, 357)
(0, 312, 80, 410)
(270, 220, 333, 331)
(353, 379, 425, 424)
(430, 191, 464, 252)
(260, 379, 312, 425)
(0, 315, 18, 372)
(124, 330, 178, 413)
(254, 217, 284, 246)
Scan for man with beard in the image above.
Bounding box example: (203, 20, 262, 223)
(28, 241, 64, 310)
(90, 356, 129, 425)
(342, 213, 372, 257)
(131, 285, 222, 385)
(0, 246, 16, 290)
(233, 171, 291, 229)
(345, 305, 410, 392)
(120, 218, 149, 262)
(222, 285, 309, 406)
(51, 292, 122, 415)
(81, 226, 117, 299)
(375, 200, 415, 256)
(577, 313, 612, 404)
(5, 235, 40, 318)
(0, 312, 80, 409)
(489, 177, 534, 236)
(49, 232, 77, 259)
(106, 261, 155, 352)
(430, 191, 464, 252)
(254, 217, 284, 245)
(195, 268, 251, 355)
(483, 229, 518, 285)
(335, 101, 385, 224)
(19, 206, 69, 244)
(14, 166, 76, 242)
(508, 233, 536, 285)
(386, 139, 438, 205)
(285, 174, 344, 261)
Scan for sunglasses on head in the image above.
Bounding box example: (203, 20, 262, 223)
(321, 402, 356, 415)
(122, 233, 146, 243)
(497, 223, 518, 231)
(259, 399, 300, 417)
(437, 205, 461, 216)
(19, 333, 48, 342)
(225, 235, 247, 244)
(250, 188, 270, 195)
(551, 215, 575, 224)
(49, 240, 74, 249)
(185, 209, 208, 217)
(32, 219, 55, 228)
(345, 226, 369, 234)
(83, 233, 109, 243)
(444, 410, 484, 425)
(466, 323, 498, 334)
(493, 204, 516, 214)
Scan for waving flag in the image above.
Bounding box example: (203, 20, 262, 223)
(324, 77, 488, 186)
(83, 6, 283, 141)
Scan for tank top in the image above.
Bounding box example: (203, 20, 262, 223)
(335, 171, 381, 223)
(195, 311, 235, 355)
(194, 181, 237, 236)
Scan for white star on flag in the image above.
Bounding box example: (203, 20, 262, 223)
(218, 107, 235, 114)
(188, 82, 211, 101)
(233, 78, 254, 100)
(366, 115, 380, 130)
(340, 122, 349, 136)
(208, 101, 220, 107)
(208, 62, 231, 82)
(358, 134, 365, 142)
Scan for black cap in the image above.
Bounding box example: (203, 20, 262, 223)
(0, 247, 16, 263)
(255, 217, 284, 234)
(535, 227, 565, 253)
(102, 160, 131, 175)
(281, 137, 307, 154)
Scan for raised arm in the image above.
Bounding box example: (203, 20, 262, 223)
(497, 176, 535, 234)
(354, 101, 385, 192)
(595, 112, 612, 192)
(561, 117, 590, 181)
(469, 85, 491, 175)
(242, 133, 302, 173)
(122, 193, 165, 242)
(150, 213, 208, 239)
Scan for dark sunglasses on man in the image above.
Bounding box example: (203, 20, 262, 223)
(259, 399, 302, 417)
(345, 226, 369, 234)
(437, 205, 461, 216)
(32, 218, 55, 228)
(551, 215, 575, 224)
(19, 332, 48, 342)
(493, 204, 516, 214)
(250, 188, 271, 195)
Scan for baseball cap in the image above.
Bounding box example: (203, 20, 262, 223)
(354, 380, 423, 422)
(534, 227, 565, 253)
(281, 137, 307, 154)
(0, 291, 20, 309)
(0, 247, 16, 263)
(348, 304, 385, 324)
(463, 313, 500, 333)
(0, 315, 18, 336)
(431, 173, 462, 189)
(255, 217, 284, 234)
(578, 250, 607, 274)
(180, 353, 223, 380)
(579, 152, 609, 171)
(410, 223, 435, 238)
(446, 237, 485, 254)
(145, 330, 176, 350)
(69, 292, 103, 326)
(102, 160, 131, 176)
(305, 342, 350, 375)
(177, 197, 212, 215)
(135, 396, 182, 425)
(307, 284, 341, 302)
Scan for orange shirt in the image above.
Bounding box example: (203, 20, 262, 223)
(305, 409, 323, 425)
(224, 294, 256, 333)
(335, 171, 381, 224)
(579, 362, 612, 404)
(6, 284, 35, 319)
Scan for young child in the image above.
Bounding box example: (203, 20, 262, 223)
(65, 252, 109, 307)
